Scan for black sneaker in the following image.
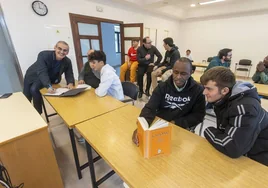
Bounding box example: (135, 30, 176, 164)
(145, 90, 151, 97)
(138, 92, 143, 98)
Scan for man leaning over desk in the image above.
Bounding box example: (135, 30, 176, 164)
(23, 41, 75, 114)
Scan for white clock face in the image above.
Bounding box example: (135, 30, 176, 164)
(32, 1, 48, 16)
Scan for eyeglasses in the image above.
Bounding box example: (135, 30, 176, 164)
(56, 46, 69, 53)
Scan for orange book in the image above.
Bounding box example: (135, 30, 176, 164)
(137, 117, 172, 158)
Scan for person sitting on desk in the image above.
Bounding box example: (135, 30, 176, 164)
(132, 58, 206, 145)
(89, 50, 124, 100)
(201, 67, 268, 166)
(252, 56, 268, 85)
(137, 37, 162, 98)
(119, 39, 139, 83)
(78, 50, 100, 88)
(151, 37, 180, 91)
(23, 41, 75, 114)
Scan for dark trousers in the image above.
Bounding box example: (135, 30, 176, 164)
(23, 78, 44, 114)
(137, 65, 152, 92)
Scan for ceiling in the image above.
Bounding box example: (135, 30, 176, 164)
(92, 0, 268, 20)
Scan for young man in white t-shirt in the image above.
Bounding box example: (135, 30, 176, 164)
(89, 50, 124, 100)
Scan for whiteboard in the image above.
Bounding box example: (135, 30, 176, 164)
(44, 24, 73, 51)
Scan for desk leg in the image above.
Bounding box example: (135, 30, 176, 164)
(69, 128, 82, 179)
(86, 142, 98, 188)
(42, 98, 49, 123)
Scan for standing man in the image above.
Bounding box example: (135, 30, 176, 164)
(206, 48, 232, 71)
(252, 56, 268, 84)
(120, 39, 139, 83)
(23, 41, 75, 114)
(137, 37, 162, 98)
(151, 37, 180, 91)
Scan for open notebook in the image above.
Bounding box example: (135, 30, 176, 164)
(44, 84, 91, 97)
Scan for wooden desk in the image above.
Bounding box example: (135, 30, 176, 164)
(40, 87, 126, 127)
(0, 92, 63, 188)
(40, 86, 127, 179)
(261, 99, 268, 110)
(254, 83, 268, 97)
(76, 105, 268, 188)
(192, 62, 209, 68)
(192, 73, 201, 83)
(192, 73, 268, 97)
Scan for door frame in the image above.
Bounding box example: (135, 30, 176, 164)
(69, 13, 124, 72)
(0, 5, 23, 87)
(121, 23, 144, 63)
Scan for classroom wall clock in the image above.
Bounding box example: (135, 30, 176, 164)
(32, 1, 48, 16)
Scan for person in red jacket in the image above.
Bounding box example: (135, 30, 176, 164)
(120, 39, 139, 83)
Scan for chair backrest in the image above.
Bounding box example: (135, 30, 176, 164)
(207, 57, 213, 62)
(239, 59, 252, 66)
(121, 82, 139, 100)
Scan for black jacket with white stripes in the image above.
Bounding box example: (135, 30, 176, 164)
(204, 81, 268, 166)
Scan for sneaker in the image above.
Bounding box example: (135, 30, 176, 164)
(138, 92, 143, 98)
(77, 137, 85, 144)
(145, 90, 151, 97)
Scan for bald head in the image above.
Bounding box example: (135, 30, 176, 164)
(87, 49, 94, 56)
(56, 41, 69, 47)
(172, 58, 192, 87)
(173, 58, 192, 72)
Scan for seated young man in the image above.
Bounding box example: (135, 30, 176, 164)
(132, 57, 206, 145)
(206, 48, 232, 71)
(78, 50, 100, 88)
(88, 50, 124, 100)
(252, 56, 268, 85)
(151, 37, 180, 91)
(201, 67, 268, 166)
(186, 49, 193, 61)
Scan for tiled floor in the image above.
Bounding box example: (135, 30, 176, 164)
(42, 95, 150, 188)
(42, 87, 268, 188)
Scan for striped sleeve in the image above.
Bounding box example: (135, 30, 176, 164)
(204, 104, 260, 158)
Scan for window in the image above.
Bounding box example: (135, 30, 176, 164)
(114, 25, 121, 53)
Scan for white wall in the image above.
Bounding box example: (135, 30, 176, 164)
(0, 0, 180, 78)
(180, 14, 268, 77)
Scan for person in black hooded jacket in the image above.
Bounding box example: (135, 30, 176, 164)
(151, 37, 181, 91)
(201, 67, 268, 166)
(132, 57, 206, 145)
(78, 50, 100, 88)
